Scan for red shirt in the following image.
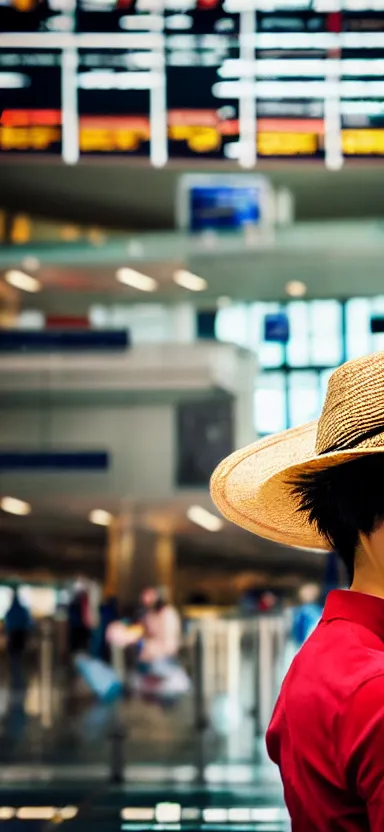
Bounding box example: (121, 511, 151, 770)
(266, 590, 384, 831)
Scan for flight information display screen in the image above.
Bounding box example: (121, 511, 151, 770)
(166, 4, 240, 160)
(0, 49, 62, 154)
(77, 48, 152, 157)
(0, 0, 383, 165)
(0, 0, 74, 31)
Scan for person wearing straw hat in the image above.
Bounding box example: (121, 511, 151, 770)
(211, 352, 384, 831)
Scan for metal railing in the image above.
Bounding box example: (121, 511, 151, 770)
(189, 615, 289, 735)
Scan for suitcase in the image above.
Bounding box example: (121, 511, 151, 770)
(74, 654, 124, 703)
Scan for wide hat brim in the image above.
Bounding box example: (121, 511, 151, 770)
(210, 420, 384, 551)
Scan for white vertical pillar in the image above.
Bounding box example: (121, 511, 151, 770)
(324, 11, 343, 171)
(172, 304, 196, 343)
(258, 617, 274, 733)
(234, 350, 257, 448)
(106, 523, 175, 609)
(226, 620, 242, 704)
(150, 9, 168, 167)
(61, 48, 79, 166)
(239, 10, 257, 168)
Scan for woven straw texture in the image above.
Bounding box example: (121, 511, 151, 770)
(210, 352, 384, 551)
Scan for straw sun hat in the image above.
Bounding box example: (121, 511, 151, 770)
(210, 352, 384, 551)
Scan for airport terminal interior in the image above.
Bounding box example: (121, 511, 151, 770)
(1, 0, 384, 829)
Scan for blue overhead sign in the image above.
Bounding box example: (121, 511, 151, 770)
(0, 330, 130, 352)
(264, 313, 289, 344)
(0, 452, 110, 471)
(189, 185, 263, 232)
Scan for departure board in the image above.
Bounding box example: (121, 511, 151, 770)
(0, 0, 74, 32)
(0, 0, 383, 165)
(0, 49, 62, 155)
(77, 49, 153, 158)
(165, 3, 241, 160)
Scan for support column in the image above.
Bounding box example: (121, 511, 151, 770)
(154, 532, 175, 602)
(105, 521, 176, 611)
(105, 516, 121, 600)
(0, 282, 19, 328)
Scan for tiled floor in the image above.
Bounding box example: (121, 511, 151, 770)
(0, 657, 276, 768)
(0, 658, 288, 830)
(0, 783, 289, 832)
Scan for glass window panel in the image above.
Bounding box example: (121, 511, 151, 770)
(309, 301, 342, 366)
(215, 304, 249, 348)
(372, 333, 384, 353)
(249, 302, 284, 367)
(254, 372, 286, 435)
(286, 302, 310, 367)
(370, 296, 384, 354)
(288, 371, 320, 428)
(258, 341, 285, 368)
(370, 296, 384, 313)
(346, 298, 370, 360)
(248, 302, 267, 351)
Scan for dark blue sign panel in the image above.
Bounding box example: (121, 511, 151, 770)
(0, 330, 129, 352)
(0, 451, 109, 470)
(264, 313, 289, 344)
(189, 185, 262, 232)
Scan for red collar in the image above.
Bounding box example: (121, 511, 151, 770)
(323, 589, 384, 641)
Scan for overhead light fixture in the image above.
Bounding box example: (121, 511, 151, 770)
(89, 509, 113, 527)
(59, 807, 78, 820)
(121, 808, 155, 822)
(4, 270, 42, 293)
(187, 505, 224, 532)
(116, 267, 157, 292)
(285, 280, 307, 298)
(0, 496, 31, 516)
(155, 804, 182, 824)
(0, 809, 16, 821)
(16, 808, 56, 821)
(204, 809, 228, 823)
(173, 270, 208, 292)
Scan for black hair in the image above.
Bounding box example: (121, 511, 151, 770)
(290, 454, 384, 584)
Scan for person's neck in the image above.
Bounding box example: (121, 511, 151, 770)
(350, 572, 384, 601)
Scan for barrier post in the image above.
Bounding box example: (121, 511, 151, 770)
(110, 707, 126, 784)
(39, 619, 54, 729)
(251, 620, 261, 734)
(194, 628, 208, 731)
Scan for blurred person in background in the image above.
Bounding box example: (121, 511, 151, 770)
(239, 587, 279, 615)
(239, 585, 260, 615)
(68, 584, 91, 655)
(5, 589, 31, 685)
(137, 586, 181, 673)
(92, 595, 118, 662)
(211, 352, 384, 831)
(108, 586, 181, 672)
(258, 590, 278, 613)
(107, 586, 190, 696)
(291, 582, 323, 647)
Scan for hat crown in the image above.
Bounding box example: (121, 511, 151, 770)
(316, 351, 384, 455)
